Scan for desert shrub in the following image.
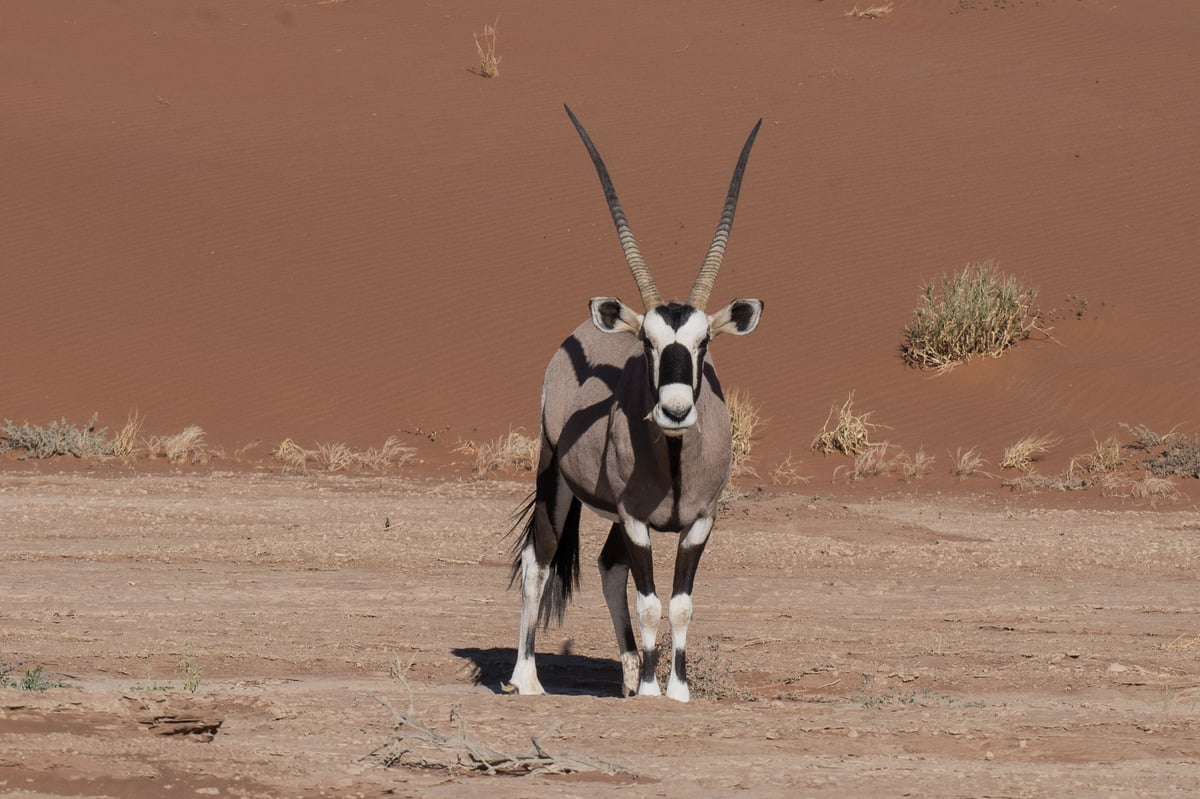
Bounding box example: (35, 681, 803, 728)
(1, 412, 113, 459)
(901, 260, 1038, 370)
(1146, 435, 1200, 479)
(1119, 423, 1200, 479)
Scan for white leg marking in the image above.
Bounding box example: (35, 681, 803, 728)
(623, 517, 651, 549)
(507, 544, 550, 695)
(666, 593, 693, 702)
(681, 516, 714, 550)
(635, 592, 662, 696)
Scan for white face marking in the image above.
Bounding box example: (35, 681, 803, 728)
(641, 309, 710, 433)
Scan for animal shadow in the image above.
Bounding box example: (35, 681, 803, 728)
(452, 646, 622, 697)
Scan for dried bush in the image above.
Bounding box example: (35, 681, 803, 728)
(999, 433, 1059, 471)
(811, 392, 879, 455)
(472, 18, 501, 78)
(951, 446, 990, 480)
(275, 436, 414, 474)
(901, 260, 1039, 371)
(1068, 435, 1124, 478)
(456, 429, 540, 475)
(273, 438, 315, 474)
(146, 426, 211, 464)
(836, 442, 895, 482)
(894, 447, 935, 481)
(112, 411, 144, 459)
(770, 455, 811, 486)
(727, 389, 761, 478)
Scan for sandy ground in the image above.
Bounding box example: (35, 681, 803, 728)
(3, 470, 1199, 798)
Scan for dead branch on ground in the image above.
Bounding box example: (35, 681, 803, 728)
(366, 695, 634, 777)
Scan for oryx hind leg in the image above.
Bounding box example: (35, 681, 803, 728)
(666, 516, 714, 702)
(507, 449, 576, 696)
(598, 522, 639, 697)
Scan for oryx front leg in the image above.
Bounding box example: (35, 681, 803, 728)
(598, 523, 640, 697)
(667, 516, 714, 702)
(621, 517, 662, 697)
(508, 541, 551, 695)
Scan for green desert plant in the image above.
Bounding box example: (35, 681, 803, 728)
(179, 644, 203, 694)
(901, 260, 1039, 370)
(3, 666, 69, 692)
(1, 412, 114, 459)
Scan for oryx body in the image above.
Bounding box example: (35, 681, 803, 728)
(507, 106, 763, 702)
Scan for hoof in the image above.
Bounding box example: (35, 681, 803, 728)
(637, 680, 662, 697)
(666, 677, 691, 702)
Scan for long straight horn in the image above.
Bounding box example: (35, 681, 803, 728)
(688, 118, 763, 311)
(564, 104, 663, 310)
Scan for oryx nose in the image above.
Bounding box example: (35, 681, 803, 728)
(661, 404, 691, 423)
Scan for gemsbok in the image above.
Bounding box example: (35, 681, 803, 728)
(506, 105, 763, 702)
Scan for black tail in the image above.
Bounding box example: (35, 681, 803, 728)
(506, 463, 582, 630)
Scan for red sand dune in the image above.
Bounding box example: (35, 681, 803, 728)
(4, 0, 1199, 485)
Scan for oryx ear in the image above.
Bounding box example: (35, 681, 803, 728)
(708, 298, 763, 338)
(590, 297, 644, 335)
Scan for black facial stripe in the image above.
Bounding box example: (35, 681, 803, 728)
(659, 343, 693, 387)
(653, 302, 699, 331)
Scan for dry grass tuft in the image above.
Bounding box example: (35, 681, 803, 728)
(727, 389, 761, 478)
(894, 447, 935, 482)
(845, 3, 894, 18)
(472, 18, 501, 78)
(1068, 435, 1124, 478)
(1100, 472, 1184, 506)
(811, 392, 879, 456)
(273, 438, 315, 474)
(999, 433, 1059, 472)
(112, 410, 144, 459)
(901, 260, 1039, 371)
(146, 426, 210, 464)
(770, 455, 811, 486)
(456, 428, 540, 475)
(275, 436, 415, 474)
(951, 446, 991, 480)
(835, 442, 895, 482)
